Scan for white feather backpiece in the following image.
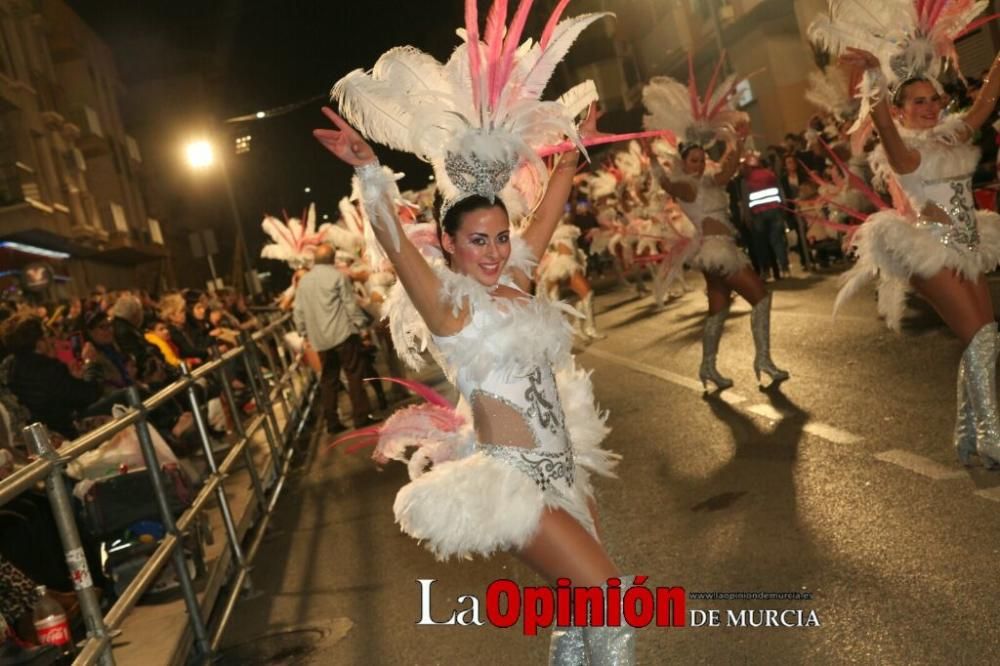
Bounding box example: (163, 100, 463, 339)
(808, 0, 991, 90)
(806, 66, 858, 119)
(260, 203, 339, 269)
(642, 58, 747, 148)
(331, 2, 611, 222)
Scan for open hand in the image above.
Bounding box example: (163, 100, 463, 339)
(313, 107, 377, 167)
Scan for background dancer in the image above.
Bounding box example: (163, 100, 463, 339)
(643, 63, 790, 390)
(812, 0, 1000, 467)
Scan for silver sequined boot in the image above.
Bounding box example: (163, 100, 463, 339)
(750, 293, 789, 384)
(582, 576, 637, 665)
(549, 627, 586, 666)
(578, 292, 606, 340)
(955, 357, 977, 466)
(699, 307, 733, 390)
(962, 322, 1000, 468)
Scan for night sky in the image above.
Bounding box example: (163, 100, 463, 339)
(67, 0, 627, 284)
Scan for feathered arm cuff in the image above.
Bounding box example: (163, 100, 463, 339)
(355, 161, 402, 256)
(849, 68, 887, 134)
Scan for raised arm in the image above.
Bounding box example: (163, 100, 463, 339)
(313, 108, 466, 337)
(713, 129, 746, 186)
(840, 48, 920, 175)
(963, 51, 1000, 132)
(520, 104, 603, 258)
(650, 158, 696, 203)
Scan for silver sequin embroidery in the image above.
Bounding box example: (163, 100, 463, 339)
(479, 444, 575, 491)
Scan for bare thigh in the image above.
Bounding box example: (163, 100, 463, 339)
(911, 270, 993, 346)
(724, 266, 767, 306)
(517, 508, 619, 587)
(704, 271, 732, 315)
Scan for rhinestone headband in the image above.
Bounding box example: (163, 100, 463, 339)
(439, 150, 519, 221)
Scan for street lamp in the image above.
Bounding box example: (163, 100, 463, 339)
(185, 140, 215, 169)
(183, 137, 256, 294)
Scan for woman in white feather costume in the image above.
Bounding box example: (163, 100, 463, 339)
(315, 2, 641, 662)
(537, 219, 606, 340)
(643, 66, 790, 391)
(837, 56, 1000, 467)
(811, 0, 1000, 468)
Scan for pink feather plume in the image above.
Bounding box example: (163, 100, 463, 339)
(465, 0, 483, 114)
(484, 0, 509, 110)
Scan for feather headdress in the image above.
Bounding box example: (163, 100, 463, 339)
(805, 66, 860, 121)
(332, 0, 612, 222)
(260, 203, 339, 268)
(642, 53, 749, 148)
(809, 0, 997, 93)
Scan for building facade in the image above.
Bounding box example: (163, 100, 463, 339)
(0, 0, 168, 302)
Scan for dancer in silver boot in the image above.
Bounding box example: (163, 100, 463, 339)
(699, 307, 734, 390)
(816, 8, 1000, 468)
(581, 576, 638, 665)
(750, 293, 789, 384)
(962, 323, 1000, 468)
(955, 350, 977, 466)
(549, 628, 586, 666)
(644, 67, 790, 391)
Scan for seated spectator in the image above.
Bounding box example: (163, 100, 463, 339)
(160, 294, 208, 365)
(0, 315, 102, 439)
(145, 321, 181, 367)
(111, 294, 166, 384)
(81, 311, 133, 393)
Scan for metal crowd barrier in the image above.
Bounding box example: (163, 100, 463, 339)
(0, 313, 317, 665)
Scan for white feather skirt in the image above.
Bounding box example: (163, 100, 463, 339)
(690, 235, 751, 277)
(388, 360, 617, 562)
(835, 209, 1000, 331)
(393, 452, 598, 561)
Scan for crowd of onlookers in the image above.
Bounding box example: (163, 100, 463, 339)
(0, 284, 271, 655)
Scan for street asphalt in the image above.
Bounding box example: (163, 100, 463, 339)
(219, 266, 1000, 665)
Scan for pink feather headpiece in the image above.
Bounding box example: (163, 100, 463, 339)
(642, 53, 748, 148)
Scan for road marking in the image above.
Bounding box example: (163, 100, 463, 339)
(802, 423, 864, 445)
(974, 486, 1000, 502)
(584, 346, 747, 404)
(874, 449, 966, 480)
(584, 347, 865, 446)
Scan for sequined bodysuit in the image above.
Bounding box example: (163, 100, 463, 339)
(896, 158, 979, 251)
(430, 293, 577, 494)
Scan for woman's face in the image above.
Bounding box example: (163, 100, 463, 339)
(168, 309, 186, 326)
(193, 303, 207, 320)
(441, 206, 511, 287)
(784, 156, 797, 174)
(682, 148, 706, 177)
(896, 81, 944, 130)
(89, 318, 114, 345)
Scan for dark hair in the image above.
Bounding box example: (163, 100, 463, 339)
(1, 315, 45, 354)
(892, 77, 933, 107)
(433, 193, 509, 259)
(679, 143, 704, 160)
